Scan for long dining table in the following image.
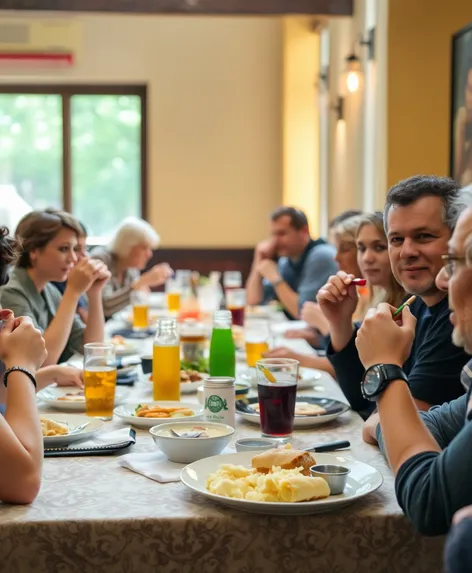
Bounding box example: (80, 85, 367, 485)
(0, 307, 445, 573)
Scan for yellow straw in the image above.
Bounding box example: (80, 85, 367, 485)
(258, 364, 276, 383)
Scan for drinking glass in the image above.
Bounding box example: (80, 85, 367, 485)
(131, 289, 149, 330)
(245, 321, 270, 367)
(223, 271, 242, 290)
(166, 279, 182, 313)
(255, 358, 299, 440)
(225, 288, 246, 327)
(83, 343, 117, 420)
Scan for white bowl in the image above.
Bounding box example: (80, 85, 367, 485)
(149, 421, 234, 463)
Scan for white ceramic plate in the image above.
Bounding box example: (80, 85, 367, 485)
(237, 365, 322, 390)
(235, 396, 350, 428)
(37, 386, 128, 412)
(114, 401, 204, 429)
(41, 414, 104, 447)
(181, 451, 383, 515)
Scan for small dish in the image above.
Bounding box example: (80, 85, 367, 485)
(234, 438, 275, 452)
(309, 464, 351, 495)
(150, 421, 234, 463)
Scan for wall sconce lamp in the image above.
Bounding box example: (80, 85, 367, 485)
(342, 27, 375, 94)
(332, 96, 344, 121)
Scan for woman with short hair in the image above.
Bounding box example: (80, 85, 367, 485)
(92, 217, 173, 318)
(0, 209, 110, 365)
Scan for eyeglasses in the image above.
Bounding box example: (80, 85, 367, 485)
(441, 253, 468, 278)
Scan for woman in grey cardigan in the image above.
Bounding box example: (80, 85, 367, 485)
(0, 209, 110, 365)
(92, 217, 173, 318)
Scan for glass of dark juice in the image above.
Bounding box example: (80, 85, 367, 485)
(225, 288, 246, 327)
(255, 358, 299, 441)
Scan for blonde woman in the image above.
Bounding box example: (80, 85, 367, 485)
(92, 217, 173, 318)
(356, 212, 406, 308)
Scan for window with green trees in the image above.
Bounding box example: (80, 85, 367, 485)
(0, 85, 146, 240)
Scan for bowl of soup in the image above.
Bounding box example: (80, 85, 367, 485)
(149, 421, 234, 463)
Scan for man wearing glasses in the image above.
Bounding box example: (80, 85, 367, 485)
(355, 202, 472, 536)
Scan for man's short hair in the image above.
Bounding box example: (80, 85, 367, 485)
(328, 209, 363, 229)
(384, 175, 462, 232)
(270, 207, 309, 230)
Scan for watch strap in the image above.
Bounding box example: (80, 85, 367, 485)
(271, 278, 284, 288)
(3, 366, 37, 389)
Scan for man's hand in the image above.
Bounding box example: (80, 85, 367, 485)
(362, 413, 380, 445)
(255, 238, 277, 262)
(355, 304, 417, 370)
(256, 259, 281, 284)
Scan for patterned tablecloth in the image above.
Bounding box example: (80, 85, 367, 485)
(0, 323, 444, 573)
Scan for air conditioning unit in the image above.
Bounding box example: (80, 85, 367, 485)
(0, 19, 82, 67)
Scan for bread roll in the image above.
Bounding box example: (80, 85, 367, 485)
(252, 448, 316, 476)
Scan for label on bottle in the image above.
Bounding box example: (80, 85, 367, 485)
(203, 377, 236, 428)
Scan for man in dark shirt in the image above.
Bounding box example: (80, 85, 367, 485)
(319, 175, 468, 420)
(246, 207, 337, 320)
(355, 202, 472, 535)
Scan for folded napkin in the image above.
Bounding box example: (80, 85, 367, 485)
(58, 427, 134, 450)
(118, 447, 234, 483)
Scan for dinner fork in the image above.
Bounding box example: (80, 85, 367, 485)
(68, 422, 91, 435)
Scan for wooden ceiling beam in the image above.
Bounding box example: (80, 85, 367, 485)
(0, 0, 353, 16)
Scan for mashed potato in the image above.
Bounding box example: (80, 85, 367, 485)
(206, 464, 330, 503)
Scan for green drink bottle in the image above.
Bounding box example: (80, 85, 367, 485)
(209, 310, 236, 377)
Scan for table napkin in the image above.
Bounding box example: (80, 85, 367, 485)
(55, 427, 134, 451)
(118, 447, 234, 483)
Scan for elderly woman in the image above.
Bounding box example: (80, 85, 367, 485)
(92, 217, 173, 318)
(0, 209, 110, 365)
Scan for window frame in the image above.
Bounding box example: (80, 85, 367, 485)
(0, 83, 148, 225)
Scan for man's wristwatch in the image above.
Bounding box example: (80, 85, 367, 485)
(361, 364, 408, 402)
(271, 277, 284, 288)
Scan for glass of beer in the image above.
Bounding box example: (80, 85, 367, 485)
(83, 343, 117, 420)
(245, 321, 270, 367)
(255, 358, 299, 441)
(166, 279, 181, 313)
(131, 289, 149, 330)
(225, 288, 246, 327)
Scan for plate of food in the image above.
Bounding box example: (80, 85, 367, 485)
(181, 447, 383, 515)
(41, 414, 104, 447)
(237, 366, 322, 390)
(37, 386, 128, 412)
(235, 396, 350, 428)
(109, 335, 137, 356)
(114, 401, 204, 429)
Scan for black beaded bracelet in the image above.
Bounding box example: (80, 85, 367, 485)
(3, 366, 37, 388)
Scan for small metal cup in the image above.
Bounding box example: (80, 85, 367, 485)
(309, 464, 350, 495)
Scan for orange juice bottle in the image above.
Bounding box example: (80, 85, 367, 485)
(153, 318, 181, 401)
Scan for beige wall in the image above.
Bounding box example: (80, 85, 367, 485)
(0, 13, 283, 247)
(282, 17, 320, 237)
(387, 0, 472, 187)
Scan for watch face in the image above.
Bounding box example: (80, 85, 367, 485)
(363, 365, 382, 398)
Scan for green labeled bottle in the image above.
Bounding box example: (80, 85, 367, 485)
(209, 310, 236, 377)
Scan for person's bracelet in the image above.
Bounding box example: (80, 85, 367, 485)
(3, 366, 37, 388)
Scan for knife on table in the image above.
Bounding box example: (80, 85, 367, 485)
(307, 440, 350, 452)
